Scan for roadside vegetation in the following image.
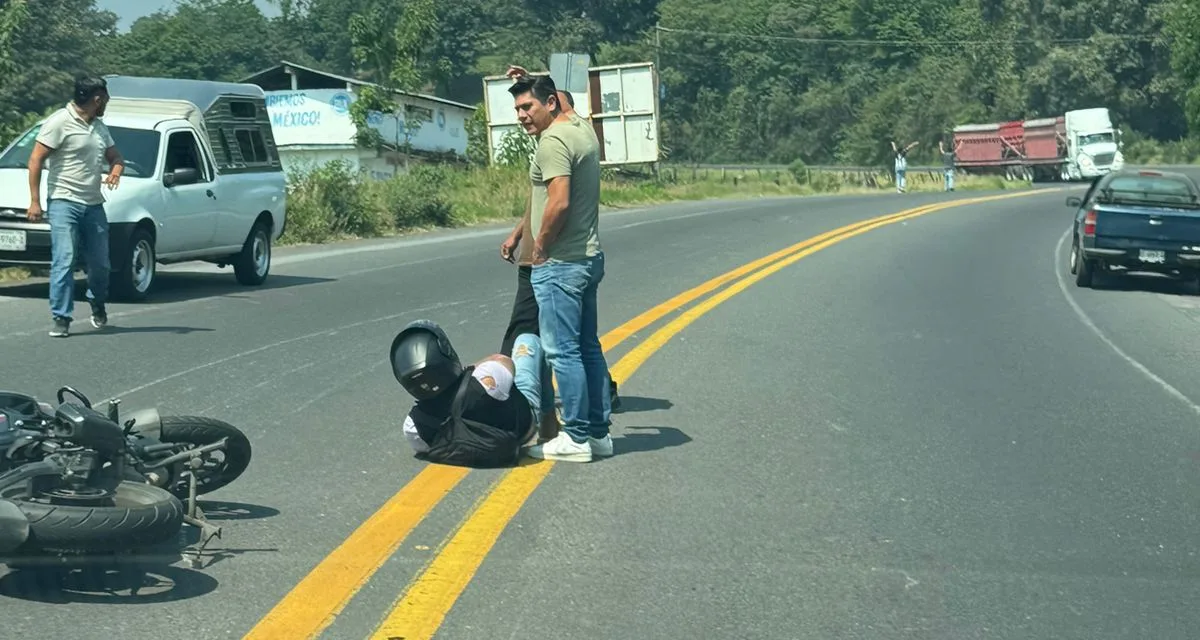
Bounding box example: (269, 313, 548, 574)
(275, 157, 1018, 247)
(3, 0, 1200, 280)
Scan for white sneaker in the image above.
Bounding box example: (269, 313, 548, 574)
(590, 435, 613, 458)
(526, 432, 593, 462)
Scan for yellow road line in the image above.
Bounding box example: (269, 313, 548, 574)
(599, 203, 938, 352)
(242, 465, 470, 639)
(366, 187, 1054, 640)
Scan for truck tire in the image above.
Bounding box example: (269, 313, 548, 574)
(113, 227, 157, 302)
(158, 415, 253, 498)
(1073, 244, 1095, 287)
(234, 220, 271, 286)
(1, 482, 184, 553)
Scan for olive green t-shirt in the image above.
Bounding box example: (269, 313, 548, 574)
(528, 114, 602, 262)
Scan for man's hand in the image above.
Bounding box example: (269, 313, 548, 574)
(500, 234, 518, 263)
(26, 201, 43, 222)
(103, 171, 120, 190)
(506, 65, 529, 81)
(531, 240, 547, 265)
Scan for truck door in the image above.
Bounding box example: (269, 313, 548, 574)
(158, 128, 219, 253)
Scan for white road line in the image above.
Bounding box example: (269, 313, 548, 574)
(108, 297, 478, 400)
(1053, 227, 1200, 417)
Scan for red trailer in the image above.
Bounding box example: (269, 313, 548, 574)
(952, 115, 1068, 181)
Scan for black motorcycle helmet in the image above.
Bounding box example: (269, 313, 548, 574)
(390, 320, 464, 401)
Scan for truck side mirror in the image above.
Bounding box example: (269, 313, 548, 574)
(164, 167, 199, 187)
(1065, 196, 1082, 207)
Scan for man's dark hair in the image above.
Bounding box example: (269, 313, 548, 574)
(508, 75, 559, 108)
(73, 76, 108, 106)
(561, 90, 575, 108)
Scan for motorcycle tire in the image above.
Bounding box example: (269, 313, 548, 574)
(3, 481, 184, 553)
(158, 415, 253, 499)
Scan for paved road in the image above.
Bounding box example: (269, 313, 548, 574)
(2, 177, 1199, 638)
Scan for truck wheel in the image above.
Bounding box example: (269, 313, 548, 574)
(113, 227, 157, 302)
(1074, 249, 1095, 288)
(233, 221, 271, 286)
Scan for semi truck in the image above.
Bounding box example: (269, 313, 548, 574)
(952, 107, 1125, 183)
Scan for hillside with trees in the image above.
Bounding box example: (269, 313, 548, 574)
(1, 0, 1198, 167)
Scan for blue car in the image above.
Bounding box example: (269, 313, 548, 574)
(1067, 169, 1200, 288)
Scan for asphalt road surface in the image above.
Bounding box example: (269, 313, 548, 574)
(2, 173, 1200, 639)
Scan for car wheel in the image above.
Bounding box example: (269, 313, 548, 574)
(234, 221, 271, 286)
(113, 227, 156, 302)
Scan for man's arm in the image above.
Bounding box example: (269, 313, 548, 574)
(28, 116, 65, 219)
(27, 142, 52, 217)
(537, 175, 571, 249)
(101, 125, 123, 188)
(533, 136, 573, 255)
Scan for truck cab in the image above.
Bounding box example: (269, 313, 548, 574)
(0, 76, 287, 301)
(1065, 108, 1125, 180)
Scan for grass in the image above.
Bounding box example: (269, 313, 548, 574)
(0, 161, 1022, 283)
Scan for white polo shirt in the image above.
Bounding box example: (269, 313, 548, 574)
(35, 104, 114, 206)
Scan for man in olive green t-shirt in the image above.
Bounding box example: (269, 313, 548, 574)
(506, 74, 612, 463)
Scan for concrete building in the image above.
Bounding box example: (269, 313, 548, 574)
(240, 60, 477, 179)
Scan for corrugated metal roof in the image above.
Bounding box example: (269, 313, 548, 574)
(240, 60, 477, 112)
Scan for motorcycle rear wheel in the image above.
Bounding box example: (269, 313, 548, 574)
(0, 481, 184, 553)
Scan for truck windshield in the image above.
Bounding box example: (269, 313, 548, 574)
(1079, 132, 1115, 146)
(0, 124, 161, 178)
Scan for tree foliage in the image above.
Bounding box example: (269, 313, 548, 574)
(0, 0, 1195, 165)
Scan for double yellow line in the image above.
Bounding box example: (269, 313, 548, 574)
(244, 188, 1053, 640)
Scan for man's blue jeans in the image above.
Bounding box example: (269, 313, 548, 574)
(512, 332, 555, 421)
(47, 199, 110, 320)
(531, 251, 611, 443)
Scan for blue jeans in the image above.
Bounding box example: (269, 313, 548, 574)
(531, 251, 611, 443)
(512, 332, 556, 421)
(47, 199, 109, 320)
(944, 169, 955, 191)
(895, 169, 907, 191)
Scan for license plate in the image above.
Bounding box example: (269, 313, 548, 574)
(1139, 249, 1166, 263)
(0, 229, 25, 252)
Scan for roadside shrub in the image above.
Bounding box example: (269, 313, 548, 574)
(377, 164, 454, 230)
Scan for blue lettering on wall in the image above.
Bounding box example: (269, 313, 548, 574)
(266, 93, 309, 108)
(271, 111, 322, 127)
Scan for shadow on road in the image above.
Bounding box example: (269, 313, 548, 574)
(0, 561, 219, 604)
(1090, 270, 1200, 296)
(195, 500, 281, 521)
(612, 395, 674, 414)
(0, 272, 334, 305)
(612, 426, 692, 456)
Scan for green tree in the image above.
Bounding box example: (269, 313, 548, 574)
(1164, 0, 1200, 134)
(0, 0, 119, 142)
(113, 0, 280, 82)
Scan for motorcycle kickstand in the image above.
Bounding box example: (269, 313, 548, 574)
(181, 469, 222, 569)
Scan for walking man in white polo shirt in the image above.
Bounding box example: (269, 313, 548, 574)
(26, 75, 124, 337)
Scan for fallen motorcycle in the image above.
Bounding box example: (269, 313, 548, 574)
(0, 386, 252, 568)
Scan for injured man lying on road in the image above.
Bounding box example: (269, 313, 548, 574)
(392, 320, 539, 467)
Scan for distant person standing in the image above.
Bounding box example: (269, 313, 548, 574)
(939, 136, 963, 192)
(27, 76, 124, 337)
(507, 74, 612, 463)
(891, 140, 919, 193)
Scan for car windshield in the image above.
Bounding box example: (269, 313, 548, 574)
(0, 123, 161, 178)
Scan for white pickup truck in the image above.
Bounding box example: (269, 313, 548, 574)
(0, 75, 288, 301)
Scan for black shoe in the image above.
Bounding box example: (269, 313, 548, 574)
(49, 317, 70, 337)
(609, 378, 622, 412)
(90, 301, 108, 326)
